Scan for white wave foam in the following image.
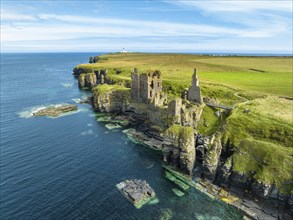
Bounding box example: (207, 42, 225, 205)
(18, 105, 48, 118)
(61, 82, 73, 88)
(105, 123, 121, 130)
(72, 98, 82, 104)
(18, 103, 78, 119)
(80, 130, 94, 136)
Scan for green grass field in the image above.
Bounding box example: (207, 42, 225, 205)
(77, 53, 292, 97)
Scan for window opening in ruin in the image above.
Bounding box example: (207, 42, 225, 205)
(150, 80, 154, 89)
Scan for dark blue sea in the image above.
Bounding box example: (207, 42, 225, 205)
(0, 53, 243, 220)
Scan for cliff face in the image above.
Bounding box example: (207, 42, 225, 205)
(78, 73, 97, 88)
(194, 133, 293, 217)
(73, 67, 86, 77)
(200, 134, 222, 182)
(92, 84, 131, 112)
(162, 125, 195, 175)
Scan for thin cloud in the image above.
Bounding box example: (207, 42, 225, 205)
(1, 1, 292, 53)
(1, 9, 38, 21)
(1, 12, 286, 43)
(169, 0, 293, 12)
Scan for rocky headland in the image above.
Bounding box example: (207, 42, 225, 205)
(72, 55, 293, 219)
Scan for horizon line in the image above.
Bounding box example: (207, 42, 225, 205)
(1, 51, 292, 57)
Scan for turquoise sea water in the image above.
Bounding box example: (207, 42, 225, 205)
(0, 53, 243, 219)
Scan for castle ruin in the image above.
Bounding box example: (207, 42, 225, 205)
(187, 68, 202, 104)
(131, 68, 165, 105)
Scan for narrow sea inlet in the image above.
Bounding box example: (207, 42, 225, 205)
(0, 53, 243, 219)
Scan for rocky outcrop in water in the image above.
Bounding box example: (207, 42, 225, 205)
(116, 179, 155, 208)
(33, 104, 77, 117)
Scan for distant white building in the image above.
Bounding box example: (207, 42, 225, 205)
(121, 48, 130, 53)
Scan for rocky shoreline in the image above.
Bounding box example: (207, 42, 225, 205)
(128, 126, 292, 220)
(94, 112, 291, 219)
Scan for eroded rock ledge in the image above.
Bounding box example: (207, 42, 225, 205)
(32, 104, 77, 117)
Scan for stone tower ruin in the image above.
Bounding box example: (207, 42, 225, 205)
(131, 68, 163, 103)
(187, 68, 202, 104)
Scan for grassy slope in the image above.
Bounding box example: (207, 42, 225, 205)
(76, 53, 293, 191)
(232, 139, 293, 193)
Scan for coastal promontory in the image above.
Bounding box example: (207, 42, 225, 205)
(73, 53, 293, 219)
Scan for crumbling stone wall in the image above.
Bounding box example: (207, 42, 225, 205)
(167, 97, 203, 129)
(131, 68, 140, 100)
(187, 68, 202, 104)
(131, 68, 163, 104)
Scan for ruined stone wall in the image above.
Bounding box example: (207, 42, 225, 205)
(130, 69, 163, 103)
(153, 92, 167, 106)
(167, 97, 204, 129)
(168, 98, 182, 123)
(187, 68, 202, 104)
(131, 72, 140, 101)
(140, 73, 149, 101)
(150, 70, 162, 95)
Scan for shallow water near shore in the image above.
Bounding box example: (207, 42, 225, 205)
(0, 53, 243, 219)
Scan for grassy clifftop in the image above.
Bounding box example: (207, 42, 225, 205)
(76, 53, 292, 97)
(76, 53, 292, 192)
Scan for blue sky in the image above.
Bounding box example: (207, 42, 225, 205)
(1, 0, 292, 53)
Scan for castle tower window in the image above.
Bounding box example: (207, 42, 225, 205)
(158, 82, 160, 87)
(150, 90, 152, 97)
(150, 80, 154, 89)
